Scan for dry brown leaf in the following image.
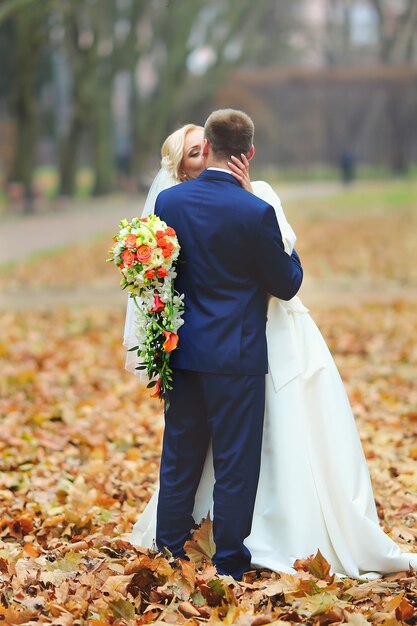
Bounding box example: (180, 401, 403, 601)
(184, 515, 216, 566)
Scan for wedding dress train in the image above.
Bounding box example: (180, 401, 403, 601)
(129, 180, 417, 579)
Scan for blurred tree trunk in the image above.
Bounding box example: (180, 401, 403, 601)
(91, 1, 117, 196)
(370, 0, 417, 173)
(58, 5, 96, 196)
(91, 53, 116, 195)
(9, 3, 46, 212)
(58, 0, 138, 196)
(59, 116, 84, 196)
(386, 87, 410, 175)
(370, 0, 417, 64)
(0, 0, 35, 24)
(133, 0, 204, 172)
(133, 0, 260, 172)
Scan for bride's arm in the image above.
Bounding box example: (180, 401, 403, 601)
(251, 182, 296, 255)
(227, 157, 296, 254)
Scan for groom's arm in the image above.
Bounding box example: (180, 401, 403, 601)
(255, 204, 303, 300)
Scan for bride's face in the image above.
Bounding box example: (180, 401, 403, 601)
(180, 128, 204, 181)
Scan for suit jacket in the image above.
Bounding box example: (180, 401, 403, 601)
(155, 169, 303, 375)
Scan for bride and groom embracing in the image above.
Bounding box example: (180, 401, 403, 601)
(125, 109, 417, 581)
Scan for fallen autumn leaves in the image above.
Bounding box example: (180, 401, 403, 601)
(1, 302, 417, 624)
(1, 179, 417, 623)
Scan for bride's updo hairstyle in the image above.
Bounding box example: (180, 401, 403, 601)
(161, 124, 202, 182)
(204, 109, 254, 160)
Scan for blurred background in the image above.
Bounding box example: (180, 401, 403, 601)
(1, 0, 416, 303)
(0, 0, 416, 211)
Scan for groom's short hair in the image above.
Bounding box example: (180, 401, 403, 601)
(204, 109, 254, 159)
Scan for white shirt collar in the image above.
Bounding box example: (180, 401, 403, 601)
(207, 167, 233, 176)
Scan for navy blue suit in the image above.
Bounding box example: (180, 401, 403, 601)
(154, 169, 303, 578)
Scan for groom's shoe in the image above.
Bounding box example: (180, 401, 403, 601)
(213, 557, 250, 582)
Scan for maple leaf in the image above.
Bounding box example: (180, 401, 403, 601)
(262, 573, 300, 597)
(199, 579, 226, 607)
(395, 597, 415, 622)
(49, 550, 84, 572)
(23, 543, 40, 558)
(344, 614, 373, 626)
(383, 591, 416, 622)
(297, 578, 322, 595)
(110, 598, 135, 620)
(294, 550, 333, 582)
(179, 558, 196, 589)
(124, 554, 172, 578)
(178, 600, 201, 618)
(184, 515, 216, 566)
(101, 574, 134, 598)
(301, 591, 339, 616)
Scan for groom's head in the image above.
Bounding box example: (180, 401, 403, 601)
(203, 109, 255, 166)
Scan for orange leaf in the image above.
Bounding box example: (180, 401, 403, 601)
(178, 601, 200, 618)
(396, 597, 415, 622)
(385, 592, 405, 612)
(295, 549, 333, 581)
(179, 558, 196, 589)
(23, 543, 39, 558)
(124, 554, 172, 578)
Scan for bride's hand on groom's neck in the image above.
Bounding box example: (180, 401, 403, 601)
(227, 154, 253, 193)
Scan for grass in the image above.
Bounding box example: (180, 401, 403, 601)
(253, 163, 417, 184)
(284, 179, 417, 218)
(0, 179, 416, 293)
(35, 165, 95, 199)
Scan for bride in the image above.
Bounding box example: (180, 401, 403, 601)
(125, 124, 417, 580)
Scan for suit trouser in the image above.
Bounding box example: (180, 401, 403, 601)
(156, 368, 265, 580)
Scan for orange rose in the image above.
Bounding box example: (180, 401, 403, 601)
(136, 244, 153, 263)
(155, 230, 165, 238)
(149, 294, 165, 313)
(125, 234, 137, 248)
(162, 248, 172, 258)
(157, 237, 168, 248)
(165, 227, 176, 237)
(145, 269, 155, 280)
(157, 267, 168, 278)
(119, 262, 125, 269)
(122, 249, 136, 266)
(162, 331, 179, 352)
(140, 217, 148, 222)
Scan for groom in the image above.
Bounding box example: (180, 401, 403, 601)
(154, 109, 303, 580)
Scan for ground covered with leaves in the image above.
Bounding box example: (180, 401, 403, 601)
(1, 180, 417, 624)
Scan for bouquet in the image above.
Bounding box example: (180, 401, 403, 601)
(107, 214, 184, 400)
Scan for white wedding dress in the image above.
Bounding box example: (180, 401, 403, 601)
(128, 176, 417, 579)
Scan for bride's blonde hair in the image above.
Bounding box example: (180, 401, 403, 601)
(161, 124, 203, 181)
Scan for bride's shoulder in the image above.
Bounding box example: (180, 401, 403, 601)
(251, 181, 281, 204)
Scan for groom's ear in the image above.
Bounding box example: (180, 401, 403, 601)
(202, 138, 209, 157)
(247, 145, 255, 161)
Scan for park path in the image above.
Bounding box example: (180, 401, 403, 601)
(0, 195, 144, 265)
(2, 181, 413, 310)
(0, 182, 340, 264)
